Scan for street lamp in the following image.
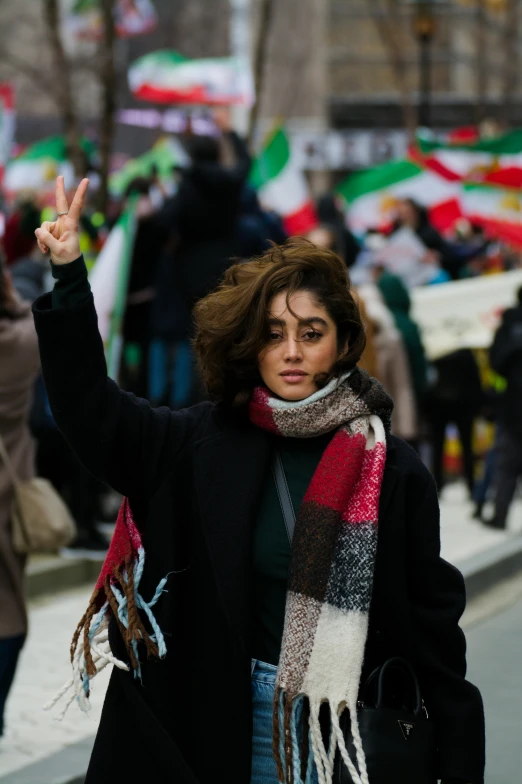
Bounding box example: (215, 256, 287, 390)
(412, 1, 437, 128)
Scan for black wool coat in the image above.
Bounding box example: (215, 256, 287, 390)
(33, 293, 485, 784)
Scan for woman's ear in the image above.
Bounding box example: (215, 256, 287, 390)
(338, 339, 349, 360)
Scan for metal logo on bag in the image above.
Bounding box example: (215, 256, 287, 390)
(398, 720, 414, 740)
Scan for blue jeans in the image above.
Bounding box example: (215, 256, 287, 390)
(148, 338, 193, 409)
(250, 659, 319, 784)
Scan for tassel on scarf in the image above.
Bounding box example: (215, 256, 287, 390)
(45, 499, 168, 717)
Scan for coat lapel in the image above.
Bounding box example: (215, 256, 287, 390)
(193, 418, 270, 650)
(379, 437, 399, 520)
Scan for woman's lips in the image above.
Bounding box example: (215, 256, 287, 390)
(280, 372, 308, 383)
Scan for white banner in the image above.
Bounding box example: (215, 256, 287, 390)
(411, 270, 522, 360)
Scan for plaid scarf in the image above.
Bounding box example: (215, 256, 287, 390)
(249, 368, 392, 784)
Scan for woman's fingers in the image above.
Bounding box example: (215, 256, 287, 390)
(35, 221, 55, 253)
(35, 227, 61, 257)
(55, 176, 69, 216)
(67, 178, 89, 226)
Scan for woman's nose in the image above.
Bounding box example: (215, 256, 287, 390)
(283, 338, 303, 361)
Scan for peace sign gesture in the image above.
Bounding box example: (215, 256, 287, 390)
(35, 175, 89, 266)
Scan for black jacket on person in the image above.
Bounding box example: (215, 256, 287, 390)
(32, 292, 485, 784)
(427, 349, 483, 411)
(151, 132, 251, 341)
(490, 303, 522, 439)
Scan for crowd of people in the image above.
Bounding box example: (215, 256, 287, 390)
(0, 112, 520, 756)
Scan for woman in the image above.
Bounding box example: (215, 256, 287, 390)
(34, 178, 484, 784)
(0, 256, 40, 737)
(392, 199, 487, 282)
(376, 271, 429, 429)
(356, 281, 417, 445)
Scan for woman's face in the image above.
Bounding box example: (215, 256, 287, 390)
(258, 290, 342, 401)
(396, 200, 417, 227)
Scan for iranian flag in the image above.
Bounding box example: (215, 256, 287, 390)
(128, 50, 254, 106)
(250, 127, 318, 236)
(89, 200, 137, 379)
(68, 0, 157, 40)
(4, 135, 95, 195)
(415, 129, 522, 188)
(461, 182, 522, 247)
(337, 159, 461, 236)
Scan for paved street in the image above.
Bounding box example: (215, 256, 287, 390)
(466, 580, 522, 784)
(0, 589, 110, 780)
(0, 481, 520, 782)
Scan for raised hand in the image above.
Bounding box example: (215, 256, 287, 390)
(35, 176, 89, 266)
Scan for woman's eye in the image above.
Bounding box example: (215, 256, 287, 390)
(304, 331, 321, 341)
(270, 332, 283, 341)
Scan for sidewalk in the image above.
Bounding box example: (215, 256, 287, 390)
(0, 481, 521, 783)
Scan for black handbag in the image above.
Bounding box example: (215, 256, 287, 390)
(271, 452, 438, 784)
(334, 657, 437, 784)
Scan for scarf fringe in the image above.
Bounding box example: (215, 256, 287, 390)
(44, 546, 168, 718)
(273, 692, 370, 784)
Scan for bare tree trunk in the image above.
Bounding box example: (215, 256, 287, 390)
(247, 0, 275, 147)
(501, 0, 518, 128)
(368, 0, 417, 137)
(475, 0, 488, 124)
(98, 0, 117, 213)
(42, 0, 85, 176)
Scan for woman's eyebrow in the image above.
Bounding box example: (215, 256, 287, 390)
(267, 316, 328, 327)
(299, 317, 328, 327)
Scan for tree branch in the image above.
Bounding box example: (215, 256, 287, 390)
(0, 50, 60, 106)
(248, 0, 275, 147)
(42, 0, 85, 176)
(368, 0, 417, 135)
(97, 0, 117, 213)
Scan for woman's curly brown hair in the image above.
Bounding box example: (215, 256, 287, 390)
(193, 237, 366, 407)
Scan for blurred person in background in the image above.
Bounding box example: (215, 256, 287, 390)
(150, 108, 251, 405)
(8, 228, 107, 555)
(0, 255, 40, 737)
(426, 349, 484, 498)
(316, 193, 360, 268)
(485, 286, 522, 529)
(393, 198, 488, 281)
(163, 106, 250, 305)
(377, 270, 429, 438)
(357, 280, 418, 444)
(237, 185, 287, 258)
(2, 197, 41, 268)
(122, 176, 168, 398)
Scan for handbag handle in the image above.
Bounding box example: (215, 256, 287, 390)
(376, 657, 423, 717)
(0, 430, 21, 488)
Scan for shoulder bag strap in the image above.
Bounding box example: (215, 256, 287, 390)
(0, 430, 20, 488)
(271, 449, 296, 545)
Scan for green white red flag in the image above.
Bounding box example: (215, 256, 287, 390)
(414, 129, 522, 188)
(250, 127, 318, 236)
(4, 135, 95, 196)
(89, 200, 137, 380)
(69, 0, 157, 40)
(338, 129, 522, 248)
(460, 182, 522, 246)
(336, 158, 461, 235)
(128, 50, 254, 106)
